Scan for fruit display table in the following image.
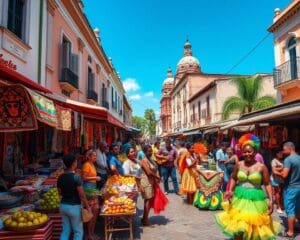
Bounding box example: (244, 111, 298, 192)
(0, 219, 52, 240)
(100, 176, 138, 240)
(100, 211, 135, 240)
(193, 170, 224, 210)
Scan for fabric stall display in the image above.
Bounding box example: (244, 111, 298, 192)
(268, 126, 288, 149)
(193, 171, 223, 210)
(0, 85, 38, 132)
(94, 124, 101, 145)
(106, 127, 113, 146)
(28, 89, 58, 128)
(56, 105, 72, 131)
(84, 120, 93, 149)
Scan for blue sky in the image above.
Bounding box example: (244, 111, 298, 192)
(83, 0, 290, 118)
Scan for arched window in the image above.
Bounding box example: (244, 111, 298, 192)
(288, 37, 298, 80)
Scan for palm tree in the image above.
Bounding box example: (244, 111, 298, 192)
(221, 75, 276, 120)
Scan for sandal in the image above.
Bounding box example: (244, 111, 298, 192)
(282, 231, 295, 239)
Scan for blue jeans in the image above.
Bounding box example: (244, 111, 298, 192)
(283, 187, 300, 217)
(60, 204, 83, 240)
(161, 165, 179, 193)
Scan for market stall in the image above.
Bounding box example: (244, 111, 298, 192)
(100, 175, 138, 240)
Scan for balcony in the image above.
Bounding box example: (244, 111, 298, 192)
(87, 90, 98, 104)
(274, 58, 300, 89)
(102, 100, 109, 110)
(60, 67, 79, 92)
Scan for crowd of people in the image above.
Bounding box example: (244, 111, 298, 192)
(56, 134, 300, 240)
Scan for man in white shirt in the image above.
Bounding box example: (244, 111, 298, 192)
(96, 141, 109, 189)
(216, 142, 229, 189)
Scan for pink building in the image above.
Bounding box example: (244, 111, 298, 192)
(160, 68, 174, 134)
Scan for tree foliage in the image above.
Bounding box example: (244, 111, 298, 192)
(222, 75, 276, 120)
(144, 108, 156, 138)
(132, 116, 145, 132)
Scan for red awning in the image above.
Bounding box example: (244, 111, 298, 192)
(51, 98, 107, 121)
(107, 113, 126, 129)
(0, 65, 52, 93)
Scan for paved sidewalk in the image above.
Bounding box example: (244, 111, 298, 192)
(97, 191, 295, 239)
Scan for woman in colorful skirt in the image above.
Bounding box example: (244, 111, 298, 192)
(215, 133, 281, 240)
(180, 143, 198, 204)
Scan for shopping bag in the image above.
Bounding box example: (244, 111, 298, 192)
(152, 182, 169, 214)
(81, 208, 93, 223)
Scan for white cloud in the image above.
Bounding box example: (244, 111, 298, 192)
(122, 78, 140, 92)
(144, 91, 154, 97)
(129, 94, 141, 101)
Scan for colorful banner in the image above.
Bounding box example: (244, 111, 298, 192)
(56, 105, 72, 131)
(0, 85, 38, 132)
(28, 89, 58, 127)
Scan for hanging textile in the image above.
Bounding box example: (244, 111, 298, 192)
(0, 85, 38, 132)
(28, 89, 57, 127)
(56, 105, 72, 131)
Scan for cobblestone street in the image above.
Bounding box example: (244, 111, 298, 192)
(97, 188, 297, 240)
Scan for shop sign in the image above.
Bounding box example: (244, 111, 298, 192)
(0, 54, 17, 71)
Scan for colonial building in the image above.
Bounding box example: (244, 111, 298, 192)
(188, 75, 276, 129)
(269, 0, 300, 103)
(170, 40, 235, 133)
(160, 68, 174, 134)
(0, 0, 133, 153)
(160, 40, 277, 135)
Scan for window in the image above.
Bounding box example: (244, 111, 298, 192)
(62, 36, 78, 74)
(88, 55, 92, 63)
(198, 101, 201, 119)
(7, 0, 25, 40)
(206, 96, 210, 117)
(87, 67, 94, 91)
(288, 37, 298, 79)
(111, 87, 114, 107)
(102, 83, 107, 101)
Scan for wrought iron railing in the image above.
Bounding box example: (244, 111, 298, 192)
(87, 90, 98, 102)
(274, 58, 300, 87)
(60, 67, 79, 89)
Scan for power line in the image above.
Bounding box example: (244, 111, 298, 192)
(225, 32, 272, 74)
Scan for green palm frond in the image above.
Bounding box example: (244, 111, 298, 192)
(231, 77, 248, 101)
(251, 75, 263, 102)
(221, 97, 248, 120)
(253, 95, 276, 111)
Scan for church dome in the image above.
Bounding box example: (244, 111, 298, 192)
(163, 67, 174, 86)
(176, 40, 200, 72)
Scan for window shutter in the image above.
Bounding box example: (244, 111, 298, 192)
(62, 42, 71, 68)
(71, 54, 79, 74)
(92, 73, 95, 90)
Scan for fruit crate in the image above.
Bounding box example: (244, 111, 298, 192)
(0, 219, 53, 240)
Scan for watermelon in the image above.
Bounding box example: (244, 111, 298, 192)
(197, 192, 211, 208)
(209, 191, 223, 210)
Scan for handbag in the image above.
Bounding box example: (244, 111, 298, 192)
(81, 207, 93, 223)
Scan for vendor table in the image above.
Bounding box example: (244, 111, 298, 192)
(100, 212, 135, 240)
(0, 220, 53, 240)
